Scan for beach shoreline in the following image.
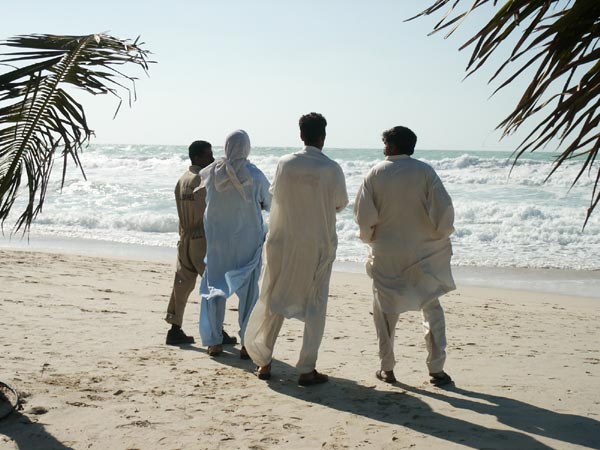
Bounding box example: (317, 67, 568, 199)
(2, 235, 599, 299)
(1, 248, 599, 449)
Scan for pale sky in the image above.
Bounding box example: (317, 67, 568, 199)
(3, 1, 537, 151)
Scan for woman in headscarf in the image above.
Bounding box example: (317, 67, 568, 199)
(199, 129, 272, 357)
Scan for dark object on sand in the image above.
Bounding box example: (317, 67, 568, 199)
(0, 381, 19, 420)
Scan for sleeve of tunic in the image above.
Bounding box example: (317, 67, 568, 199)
(427, 170, 455, 238)
(334, 165, 349, 212)
(174, 180, 183, 235)
(257, 170, 272, 212)
(269, 160, 281, 197)
(354, 174, 378, 243)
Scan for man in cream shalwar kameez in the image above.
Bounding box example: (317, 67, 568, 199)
(354, 126, 455, 386)
(199, 130, 271, 358)
(245, 112, 348, 385)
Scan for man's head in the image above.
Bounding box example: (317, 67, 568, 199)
(224, 129, 251, 162)
(299, 112, 327, 149)
(382, 126, 417, 156)
(188, 140, 214, 168)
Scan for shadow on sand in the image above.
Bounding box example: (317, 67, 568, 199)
(395, 381, 600, 449)
(0, 410, 75, 450)
(204, 352, 599, 450)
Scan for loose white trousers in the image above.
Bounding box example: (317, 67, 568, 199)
(245, 267, 331, 374)
(373, 297, 447, 373)
(200, 262, 261, 346)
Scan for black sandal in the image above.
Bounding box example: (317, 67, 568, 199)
(430, 371, 452, 386)
(207, 345, 222, 357)
(376, 370, 397, 383)
(221, 330, 237, 345)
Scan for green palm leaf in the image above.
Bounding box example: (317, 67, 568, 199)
(412, 0, 600, 226)
(0, 33, 152, 233)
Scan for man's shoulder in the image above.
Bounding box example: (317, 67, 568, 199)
(277, 152, 305, 170)
(367, 159, 392, 177)
(181, 166, 202, 178)
(409, 158, 439, 179)
(177, 167, 202, 188)
(279, 151, 302, 162)
(176, 170, 190, 184)
(246, 161, 261, 173)
(382, 157, 433, 171)
(246, 162, 268, 180)
(280, 151, 340, 173)
(410, 157, 434, 169)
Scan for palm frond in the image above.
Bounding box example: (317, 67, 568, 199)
(0, 33, 153, 234)
(411, 0, 600, 226)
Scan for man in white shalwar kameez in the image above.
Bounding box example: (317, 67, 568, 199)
(199, 130, 271, 358)
(245, 112, 348, 386)
(354, 126, 455, 386)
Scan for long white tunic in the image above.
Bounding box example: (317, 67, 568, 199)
(200, 162, 271, 303)
(354, 154, 455, 314)
(255, 146, 348, 320)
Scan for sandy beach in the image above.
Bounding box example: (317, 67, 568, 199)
(1, 248, 599, 450)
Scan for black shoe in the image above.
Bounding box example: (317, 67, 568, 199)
(298, 370, 329, 386)
(430, 371, 453, 386)
(166, 328, 195, 345)
(208, 345, 223, 357)
(222, 329, 238, 345)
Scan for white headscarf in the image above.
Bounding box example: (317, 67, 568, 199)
(201, 129, 252, 200)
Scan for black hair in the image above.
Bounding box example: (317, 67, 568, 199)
(188, 140, 212, 161)
(299, 112, 327, 145)
(382, 126, 417, 155)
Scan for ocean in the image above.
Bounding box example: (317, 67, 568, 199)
(2, 144, 599, 295)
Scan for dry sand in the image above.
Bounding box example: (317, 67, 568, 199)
(1, 249, 599, 450)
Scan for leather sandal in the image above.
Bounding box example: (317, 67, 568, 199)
(256, 363, 271, 380)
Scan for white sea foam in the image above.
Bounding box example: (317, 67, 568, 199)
(6, 144, 599, 271)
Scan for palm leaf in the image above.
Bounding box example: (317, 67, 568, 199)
(411, 0, 600, 226)
(0, 33, 152, 234)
